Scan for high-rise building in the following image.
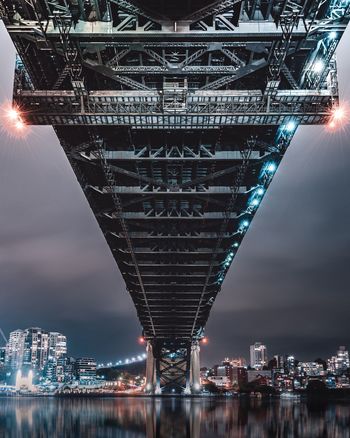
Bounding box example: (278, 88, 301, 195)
(4, 328, 67, 376)
(75, 358, 97, 383)
(328, 346, 350, 374)
(250, 342, 267, 370)
(5, 329, 25, 370)
(49, 332, 67, 361)
(22, 327, 49, 371)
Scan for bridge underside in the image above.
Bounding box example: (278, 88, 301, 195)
(1, 0, 349, 392)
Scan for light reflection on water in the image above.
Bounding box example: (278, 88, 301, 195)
(1, 397, 350, 438)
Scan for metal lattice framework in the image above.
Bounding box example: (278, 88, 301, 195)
(1, 0, 349, 393)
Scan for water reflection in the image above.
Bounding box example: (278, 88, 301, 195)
(1, 397, 350, 437)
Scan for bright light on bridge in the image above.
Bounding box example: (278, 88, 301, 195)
(328, 105, 349, 130)
(267, 163, 277, 173)
(1, 102, 29, 138)
(97, 352, 147, 369)
(285, 120, 297, 132)
(313, 60, 324, 74)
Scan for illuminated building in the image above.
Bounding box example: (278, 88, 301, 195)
(297, 362, 325, 377)
(4, 327, 67, 379)
(214, 361, 233, 383)
(5, 329, 24, 370)
(22, 327, 49, 371)
(49, 332, 67, 361)
(207, 376, 230, 388)
(75, 358, 97, 383)
(250, 342, 267, 370)
(227, 357, 246, 368)
(327, 346, 350, 374)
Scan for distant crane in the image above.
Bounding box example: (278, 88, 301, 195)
(0, 328, 7, 345)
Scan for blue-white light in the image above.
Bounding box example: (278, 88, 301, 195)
(285, 120, 296, 132)
(257, 187, 264, 196)
(313, 60, 324, 74)
(242, 220, 249, 228)
(250, 198, 259, 207)
(267, 163, 277, 173)
(329, 31, 337, 39)
(233, 242, 239, 248)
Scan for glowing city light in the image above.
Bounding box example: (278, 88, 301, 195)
(250, 198, 260, 207)
(313, 60, 324, 74)
(329, 31, 337, 39)
(257, 187, 265, 196)
(242, 220, 249, 228)
(201, 337, 208, 345)
(138, 336, 145, 344)
(233, 242, 239, 248)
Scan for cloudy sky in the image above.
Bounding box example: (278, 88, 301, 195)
(0, 22, 350, 366)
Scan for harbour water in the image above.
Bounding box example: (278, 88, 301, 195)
(0, 396, 350, 437)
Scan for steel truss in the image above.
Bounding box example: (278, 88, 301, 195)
(1, 0, 349, 393)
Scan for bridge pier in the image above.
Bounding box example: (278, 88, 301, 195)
(145, 340, 201, 394)
(145, 341, 157, 394)
(190, 342, 201, 393)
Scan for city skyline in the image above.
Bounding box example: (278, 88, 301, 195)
(0, 22, 350, 365)
(2, 325, 350, 371)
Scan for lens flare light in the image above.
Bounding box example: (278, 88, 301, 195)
(328, 105, 349, 131)
(1, 102, 29, 139)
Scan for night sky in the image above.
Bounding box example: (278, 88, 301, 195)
(0, 22, 350, 366)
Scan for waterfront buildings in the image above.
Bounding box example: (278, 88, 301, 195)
(297, 362, 325, 377)
(2, 327, 71, 384)
(328, 346, 350, 375)
(207, 376, 230, 388)
(250, 342, 268, 370)
(4, 327, 67, 373)
(75, 358, 97, 383)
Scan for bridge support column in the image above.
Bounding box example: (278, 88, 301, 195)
(184, 341, 201, 394)
(145, 341, 156, 394)
(190, 342, 201, 393)
(146, 340, 201, 394)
